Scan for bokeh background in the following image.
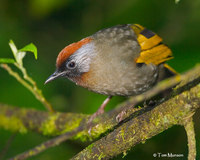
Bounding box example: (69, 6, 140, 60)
(0, 0, 200, 159)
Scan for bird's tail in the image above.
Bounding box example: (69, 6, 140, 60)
(157, 63, 178, 82)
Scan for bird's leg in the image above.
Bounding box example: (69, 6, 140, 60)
(88, 96, 112, 123)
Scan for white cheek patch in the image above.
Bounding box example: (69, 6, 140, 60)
(72, 42, 96, 73)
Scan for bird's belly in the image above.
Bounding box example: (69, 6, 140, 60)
(80, 66, 158, 96)
(92, 75, 157, 96)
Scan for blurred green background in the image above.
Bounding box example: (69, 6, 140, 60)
(0, 0, 200, 159)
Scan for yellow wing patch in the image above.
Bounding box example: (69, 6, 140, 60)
(131, 24, 173, 65)
(136, 44, 173, 65)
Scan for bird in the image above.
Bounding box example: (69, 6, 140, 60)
(45, 24, 176, 122)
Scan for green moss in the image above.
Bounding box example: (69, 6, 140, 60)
(119, 128, 125, 142)
(137, 106, 142, 109)
(197, 85, 200, 98)
(141, 140, 146, 144)
(39, 113, 83, 136)
(29, 150, 36, 156)
(90, 123, 109, 138)
(61, 115, 85, 134)
(73, 122, 113, 142)
(98, 153, 106, 160)
(197, 92, 200, 98)
(163, 115, 170, 124)
(122, 151, 127, 158)
(39, 113, 89, 137)
(73, 131, 91, 142)
(36, 144, 46, 151)
(26, 145, 45, 158)
(154, 113, 162, 126)
(40, 113, 59, 135)
(0, 115, 27, 133)
(86, 143, 94, 153)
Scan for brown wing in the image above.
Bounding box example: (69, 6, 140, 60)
(131, 24, 173, 65)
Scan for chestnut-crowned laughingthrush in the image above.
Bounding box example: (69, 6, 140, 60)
(45, 24, 176, 122)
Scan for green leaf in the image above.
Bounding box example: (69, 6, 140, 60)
(19, 43, 38, 60)
(0, 58, 15, 64)
(9, 40, 18, 60)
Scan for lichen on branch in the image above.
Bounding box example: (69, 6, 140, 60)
(1, 65, 200, 160)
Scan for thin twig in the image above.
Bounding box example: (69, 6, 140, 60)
(14, 63, 36, 86)
(9, 126, 84, 160)
(0, 64, 53, 112)
(1, 64, 34, 93)
(0, 134, 16, 160)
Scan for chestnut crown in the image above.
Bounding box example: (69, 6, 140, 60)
(45, 37, 95, 84)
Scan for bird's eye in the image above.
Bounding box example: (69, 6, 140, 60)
(67, 61, 76, 69)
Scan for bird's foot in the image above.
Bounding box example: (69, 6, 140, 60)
(116, 110, 127, 122)
(87, 108, 105, 135)
(87, 96, 112, 135)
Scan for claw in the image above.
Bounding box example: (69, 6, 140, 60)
(116, 110, 127, 122)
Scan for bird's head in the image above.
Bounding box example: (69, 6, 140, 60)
(45, 37, 96, 84)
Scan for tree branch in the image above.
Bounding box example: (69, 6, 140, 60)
(8, 127, 83, 160)
(0, 65, 200, 159)
(71, 80, 200, 160)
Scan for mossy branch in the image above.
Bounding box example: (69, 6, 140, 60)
(1, 64, 200, 160)
(0, 104, 89, 137)
(72, 83, 200, 160)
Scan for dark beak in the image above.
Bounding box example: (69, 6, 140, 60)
(44, 71, 64, 84)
